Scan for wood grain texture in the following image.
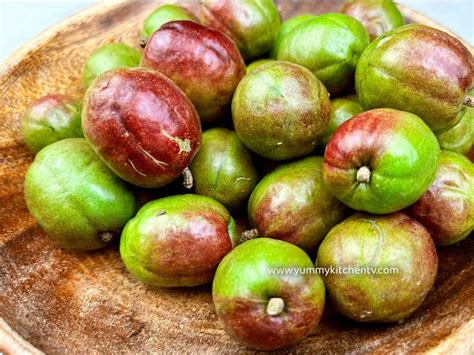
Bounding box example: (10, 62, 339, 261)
(0, 1, 473, 353)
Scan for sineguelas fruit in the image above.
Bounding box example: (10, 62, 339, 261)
(246, 59, 275, 73)
(141, 21, 245, 123)
(213, 238, 325, 350)
(120, 194, 237, 287)
(270, 14, 315, 58)
(140, 4, 197, 46)
(21, 94, 83, 153)
(339, 0, 405, 41)
(407, 151, 474, 246)
(24, 138, 137, 250)
(82, 67, 201, 188)
(317, 212, 438, 322)
(190, 128, 258, 210)
(276, 13, 369, 95)
(321, 95, 364, 147)
(82, 43, 141, 88)
(355, 24, 474, 134)
(201, 0, 281, 60)
(248, 156, 348, 252)
(232, 61, 330, 160)
(323, 108, 440, 214)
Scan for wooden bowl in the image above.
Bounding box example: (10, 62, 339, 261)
(0, 1, 473, 353)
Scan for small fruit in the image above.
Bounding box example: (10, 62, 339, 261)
(276, 13, 369, 95)
(321, 95, 364, 146)
(469, 147, 474, 163)
(248, 156, 348, 251)
(317, 212, 438, 323)
(270, 14, 315, 58)
(339, 0, 405, 41)
(82, 68, 201, 188)
(213, 238, 325, 350)
(190, 128, 258, 209)
(232, 61, 330, 160)
(21, 94, 82, 153)
(24, 138, 137, 250)
(120, 194, 237, 287)
(407, 151, 474, 246)
(82, 43, 141, 88)
(201, 0, 281, 59)
(246, 59, 274, 73)
(323, 108, 440, 214)
(141, 4, 197, 45)
(356, 24, 474, 134)
(142, 21, 245, 123)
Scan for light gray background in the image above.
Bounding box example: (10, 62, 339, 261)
(1, 1, 473, 62)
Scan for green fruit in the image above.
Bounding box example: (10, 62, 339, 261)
(317, 212, 438, 323)
(276, 13, 369, 95)
(437, 104, 474, 155)
(321, 95, 364, 146)
(232, 61, 330, 160)
(190, 128, 258, 209)
(339, 0, 405, 41)
(407, 151, 474, 246)
(201, 0, 281, 59)
(323, 109, 440, 214)
(270, 14, 315, 58)
(246, 59, 274, 73)
(141, 4, 196, 42)
(248, 156, 348, 251)
(82, 43, 141, 88)
(120, 194, 237, 287)
(24, 138, 137, 250)
(213, 238, 325, 350)
(21, 94, 83, 153)
(355, 24, 474, 134)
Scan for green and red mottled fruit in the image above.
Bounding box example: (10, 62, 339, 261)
(201, 0, 280, 59)
(270, 14, 315, 58)
(276, 13, 369, 95)
(142, 21, 245, 123)
(407, 151, 474, 246)
(213, 238, 325, 350)
(83, 68, 201, 188)
(232, 61, 330, 160)
(317, 212, 438, 323)
(24, 138, 137, 250)
(356, 24, 474, 134)
(21, 94, 83, 153)
(141, 4, 197, 44)
(120, 194, 237, 287)
(248, 157, 348, 252)
(190, 128, 258, 209)
(321, 95, 364, 147)
(339, 0, 405, 41)
(437, 92, 474, 155)
(246, 59, 274, 73)
(82, 43, 141, 88)
(323, 109, 440, 214)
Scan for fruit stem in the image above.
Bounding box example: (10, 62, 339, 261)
(99, 232, 114, 243)
(140, 36, 148, 48)
(239, 228, 259, 244)
(356, 166, 371, 183)
(464, 96, 474, 108)
(266, 297, 285, 316)
(182, 167, 193, 189)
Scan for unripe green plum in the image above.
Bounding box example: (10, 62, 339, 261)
(270, 14, 315, 58)
(246, 59, 274, 73)
(24, 138, 137, 250)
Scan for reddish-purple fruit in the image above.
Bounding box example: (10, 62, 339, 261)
(141, 21, 246, 123)
(407, 151, 474, 246)
(82, 67, 201, 188)
(318, 212, 438, 322)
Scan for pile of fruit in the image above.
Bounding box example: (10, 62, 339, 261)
(20, 0, 474, 350)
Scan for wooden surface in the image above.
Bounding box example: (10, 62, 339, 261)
(0, 1, 473, 353)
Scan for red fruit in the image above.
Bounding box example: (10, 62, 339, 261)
(141, 21, 246, 123)
(82, 68, 201, 188)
